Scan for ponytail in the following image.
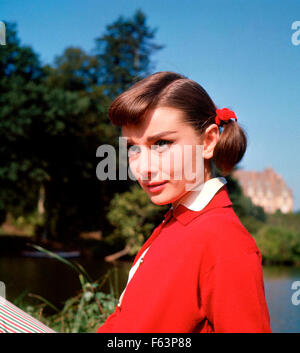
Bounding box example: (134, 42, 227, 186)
(213, 120, 247, 176)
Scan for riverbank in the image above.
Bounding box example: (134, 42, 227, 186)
(0, 232, 132, 262)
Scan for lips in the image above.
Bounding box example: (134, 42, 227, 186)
(144, 181, 168, 193)
(144, 181, 168, 187)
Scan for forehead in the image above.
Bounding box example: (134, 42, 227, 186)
(121, 107, 186, 142)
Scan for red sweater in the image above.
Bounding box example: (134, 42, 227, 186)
(97, 186, 272, 333)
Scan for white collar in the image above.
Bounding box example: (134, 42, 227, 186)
(172, 177, 227, 212)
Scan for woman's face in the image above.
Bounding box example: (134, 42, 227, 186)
(122, 106, 207, 206)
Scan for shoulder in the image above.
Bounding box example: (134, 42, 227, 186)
(185, 207, 260, 266)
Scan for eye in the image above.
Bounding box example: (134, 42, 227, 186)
(152, 139, 173, 152)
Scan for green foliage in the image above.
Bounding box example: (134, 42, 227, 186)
(266, 212, 300, 234)
(0, 22, 43, 80)
(0, 23, 46, 219)
(253, 212, 300, 265)
(0, 211, 44, 236)
(254, 226, 300, 265)
(238, 215, 265, 235)
(16, 245, 118, 333)
(106, 184, 169, 255)
(94, 9, 164, 98)
(19, 285, 116, 333)
(40, 276, 117, 333)
(0, 23, 117, 238)
(44, 47, 99, 91)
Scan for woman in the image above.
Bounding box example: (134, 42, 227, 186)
(97, 71, 272, 333)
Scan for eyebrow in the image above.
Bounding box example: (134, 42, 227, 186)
(125, 130, 178, 145)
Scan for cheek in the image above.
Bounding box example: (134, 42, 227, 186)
(183, 145, 197, 180)
(170, 144, 204, 188)
(128, 158, 139, 181)
(184, 145, 205, 190)
(166, 144, 196, 181)
(163, 145, 184, 180)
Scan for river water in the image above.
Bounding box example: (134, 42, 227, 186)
(262, 266, 300, 333)
(0, 255, 299, 333)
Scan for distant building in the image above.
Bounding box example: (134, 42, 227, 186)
(233, 167, 294, 214)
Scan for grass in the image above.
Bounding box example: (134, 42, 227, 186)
(14, 244, 118, 333)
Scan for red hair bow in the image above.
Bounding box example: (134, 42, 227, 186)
(215, 108, 237, 126)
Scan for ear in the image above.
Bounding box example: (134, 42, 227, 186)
(202, 124, 220, 159)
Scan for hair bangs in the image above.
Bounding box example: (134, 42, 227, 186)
(108, 71, 186, 126)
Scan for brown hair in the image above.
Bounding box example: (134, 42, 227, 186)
(108, 71, 247, 176)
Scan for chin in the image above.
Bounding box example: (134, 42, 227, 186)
(149, 192, 179, 206)
(148, 195, 172, 206)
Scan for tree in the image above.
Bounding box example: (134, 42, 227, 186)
(44, 47, 99, 91)
(94, 9, 164, 99)
(0, 23, 114, 240)
(106, 184, 169, 258)
(38, 48, 118, 241)
(0, 22, 46, 223)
